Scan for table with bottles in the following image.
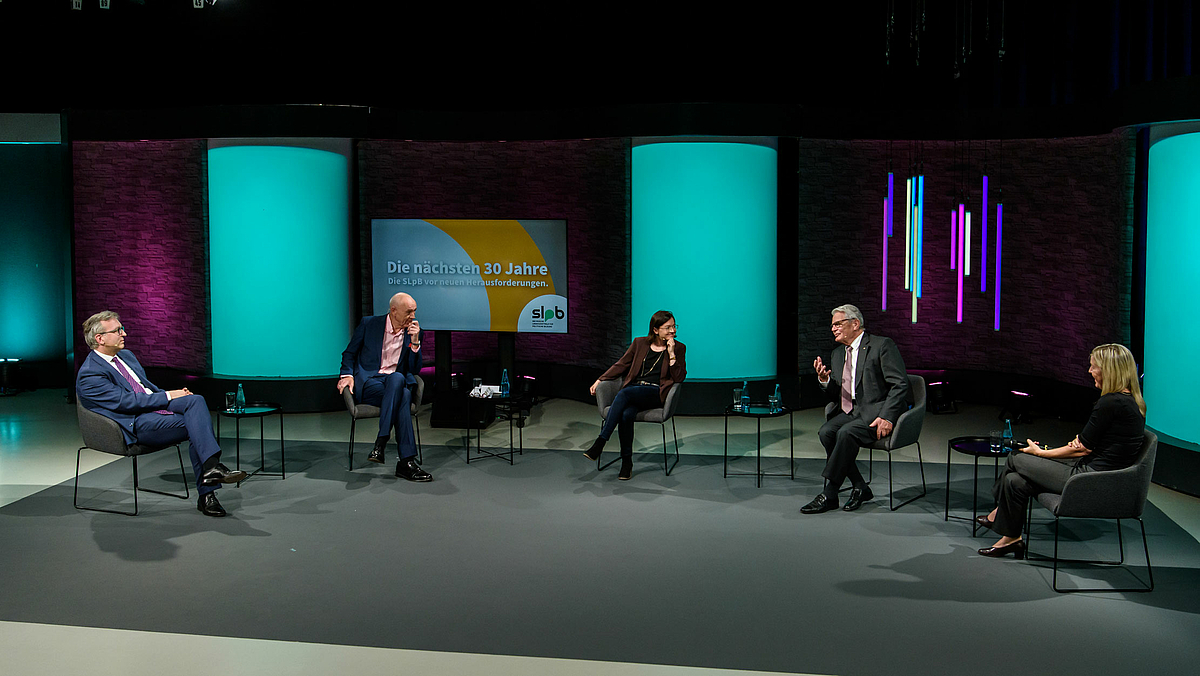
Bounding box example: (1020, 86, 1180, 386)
(463, 369, 526, 465)
(215, 400, 286, 483)
(723, 384, 793, 487)
(944, 433, 1016, 536)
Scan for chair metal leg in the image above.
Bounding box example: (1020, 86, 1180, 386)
(414, 412, 423, 465)
(1043, 516, 1154, 593)
(598, 449, 622, 471)
(134, 446, 191, 501)
(74, 446, 186, 516)
(662, 418, 680, 476)
(348, 417, 356, 470)
(886, 442, 927, 511)
(73, 447, 140, 516)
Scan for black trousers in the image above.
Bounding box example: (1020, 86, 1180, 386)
(991, 452, 1088, 538)
(817, 411, 876, 493)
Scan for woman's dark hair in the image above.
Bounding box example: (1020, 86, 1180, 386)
(647, 310, 675, 337)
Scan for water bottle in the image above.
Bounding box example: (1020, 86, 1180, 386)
(740, 380, 750, 412)
(1003, 418, 1013, 449)
(235, 383, 246, 413)
(501, 369, 510, 398)
(771, 383, 781, 412)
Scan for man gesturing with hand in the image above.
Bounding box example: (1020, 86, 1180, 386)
(803, 304, 910, 514)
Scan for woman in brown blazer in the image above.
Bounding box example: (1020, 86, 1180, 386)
(583, 310, 686, 479)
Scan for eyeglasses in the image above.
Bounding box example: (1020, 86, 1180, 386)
(97, 326, 127, 335)
(830, 319, 854, 329)
(660, 324, 678, 331)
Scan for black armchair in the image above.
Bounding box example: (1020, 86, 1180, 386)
(593, 380, 682, 476)
(74, 401, 190, 516)
(1026, 429, 1157, 592)
(344, 374, 424, 469)
(823, 374, 927, 510)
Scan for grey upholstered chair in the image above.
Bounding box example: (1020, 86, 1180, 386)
(823, 374, 927, 510)
(344, 374, 424, 470)
(74, 401, 190, 516)
(1026, 429, 1157, 593)
(593, 380, 681, 475)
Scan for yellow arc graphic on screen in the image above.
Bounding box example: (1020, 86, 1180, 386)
(426, 220, 556, 331)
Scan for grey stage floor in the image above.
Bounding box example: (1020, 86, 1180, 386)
(2, 439, 1199, 676)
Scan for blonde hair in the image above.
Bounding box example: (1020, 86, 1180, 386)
(1090, 343, 1146, 417)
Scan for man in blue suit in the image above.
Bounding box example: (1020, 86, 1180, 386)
(338, 292, 431, 482)
(76, 311, 247, 517)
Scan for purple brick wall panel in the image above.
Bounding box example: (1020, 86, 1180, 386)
(67, 134, 1133, 387)
(797, 132, 1136, 388)
(358, 139, 631, 370)
(73, 140, 211, 372)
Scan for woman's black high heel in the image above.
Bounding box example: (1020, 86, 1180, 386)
(975, 514, 996, 530)
(978, 539, 1026, 559)
(583, 437, 605, 462)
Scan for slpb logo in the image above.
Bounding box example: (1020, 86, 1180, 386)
(518, 294, 568, 333)
(532, 305, 565, 321)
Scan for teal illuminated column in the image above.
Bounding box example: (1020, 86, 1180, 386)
(208, 145, 350, 377)
(632, 141, 777, 380)
(1145, 132, 1200, 446)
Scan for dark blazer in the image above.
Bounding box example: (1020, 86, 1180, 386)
(340, 314, 423, 399)
(823, 332, 910, 424)
(599, 336, 687, 404)
(76, 349, 170, 443)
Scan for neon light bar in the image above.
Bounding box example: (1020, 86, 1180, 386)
(994, 203, 1003, 331)
(981, 176, 989, 292)
(913, 203, 922, 299)
(957, 204, 965, 323)
(965, 211, 972, 276)
(950, 211, 957, 270)
(917, 175, 925, 298)
(911, 273, 918, 323)
(904, 178, 912, 290)
(958, 203, 966, 272)
(882, 198, 889, 311)
(887, 173, 894, 236)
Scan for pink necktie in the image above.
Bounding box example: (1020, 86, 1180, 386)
(112, 358, 173, 415)
(840, 345, 854, 414)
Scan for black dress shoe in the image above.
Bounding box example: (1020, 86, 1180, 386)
(396, 458, 433, 482)
(197, 493, 227, 517)
(368, 437, 387, 464)
(978, 539, 1026, 559)
(843, 486, 874, 511)
(618, 458, 633, 480)
(200, 463, 248, 486)
(800, 493, 839, 514)
(975, 514, 996, 530)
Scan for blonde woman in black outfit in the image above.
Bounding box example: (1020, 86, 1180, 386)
(977, 343, 1147, 559)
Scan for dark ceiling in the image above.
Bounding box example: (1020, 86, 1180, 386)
(6, 0, 1199, 139)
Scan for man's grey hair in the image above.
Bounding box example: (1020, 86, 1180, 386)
(82, 310, 120, 350)
(831, 304, 864, 329)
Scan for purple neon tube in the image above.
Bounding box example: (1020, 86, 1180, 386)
(950, 211, 957, 270)
(981, 176, 989, 293)
(994, 203, 1002, 330)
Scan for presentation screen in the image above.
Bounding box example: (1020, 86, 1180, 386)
(371, 219, 568, 333)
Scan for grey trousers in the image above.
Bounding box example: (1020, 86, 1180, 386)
(991, 451, 1089, 538)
